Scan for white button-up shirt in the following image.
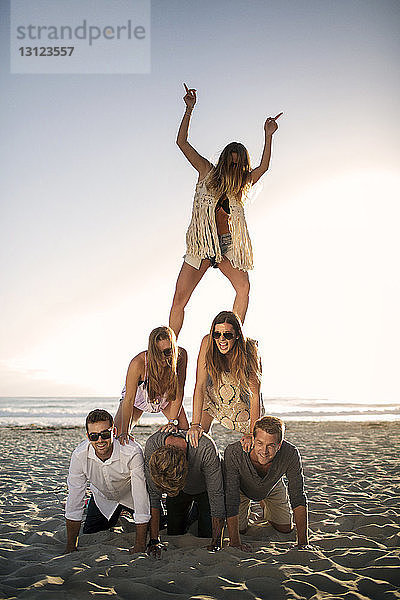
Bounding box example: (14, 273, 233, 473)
(65, 439, 150, 524)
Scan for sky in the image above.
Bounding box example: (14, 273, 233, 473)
(1, 0, 399, 405)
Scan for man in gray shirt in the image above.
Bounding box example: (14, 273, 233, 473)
(144, 430, 225, 556)
(224, 416, 309, 550)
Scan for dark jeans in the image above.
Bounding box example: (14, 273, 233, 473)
(82, 496, 133, 534)
(166, 490, 212, 538)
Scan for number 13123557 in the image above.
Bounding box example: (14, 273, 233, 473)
(19, 47, 74, 56)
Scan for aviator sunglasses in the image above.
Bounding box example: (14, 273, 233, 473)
(212, 331, 235, 340)
(88, 428, 113, 441)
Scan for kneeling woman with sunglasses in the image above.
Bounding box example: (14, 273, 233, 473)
(115, 326, 189, 444)
(187, 311, 262, 452)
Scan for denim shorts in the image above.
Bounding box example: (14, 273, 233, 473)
(184, 233, 233, 270)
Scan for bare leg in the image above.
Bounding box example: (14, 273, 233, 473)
(268, 521, 293, 533)
(169, 260, 211, 337)
(161, 404, 189, 430)
(217, 258, 250, 323)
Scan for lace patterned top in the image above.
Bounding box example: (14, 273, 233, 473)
(185, 169, 254, 272)
(203, 372, 251, 434)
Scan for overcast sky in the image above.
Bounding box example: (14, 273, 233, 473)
(1, 0, 399, 405)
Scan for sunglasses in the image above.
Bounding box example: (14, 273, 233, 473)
(88, 428, 112, 441)
(212, 331, 235, 340)
(162, 347, 172, 357)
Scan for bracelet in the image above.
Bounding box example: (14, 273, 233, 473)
(189, 422, 202, 427)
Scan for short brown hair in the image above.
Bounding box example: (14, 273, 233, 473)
(253, 416, 285, 442)
(85, 409, 113, 432)
(149, 446, 188, 496)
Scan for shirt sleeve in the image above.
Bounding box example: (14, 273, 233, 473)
(200, 439, 225, 519)
(223, 444, 242, 518)
(286, 446, 307, 509)
(144, 433, 164, 511)
(128, 445, 151, 524)
(65, 451, 88, 521)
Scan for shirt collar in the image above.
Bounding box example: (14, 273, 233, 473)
(87, 439, 120, 464)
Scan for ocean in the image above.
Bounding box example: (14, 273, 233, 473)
(0, 396, 399, 427)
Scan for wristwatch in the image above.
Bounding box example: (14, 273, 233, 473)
(169, 419, 179, 426)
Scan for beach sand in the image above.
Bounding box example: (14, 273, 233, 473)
(0, 421, 399, 600)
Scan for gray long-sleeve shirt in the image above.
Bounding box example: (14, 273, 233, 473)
(224, 440, 307, 518)
(144, 431, 225, 519)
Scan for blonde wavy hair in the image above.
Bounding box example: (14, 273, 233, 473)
(205, 311, 261, 396)
(147, 326, 178, 402)
(207, 142, 252, 203)
(149, 445, 188, 496)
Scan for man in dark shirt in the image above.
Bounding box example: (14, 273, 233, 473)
(144, 430, 225, 556)
(224, 416, 309, 551)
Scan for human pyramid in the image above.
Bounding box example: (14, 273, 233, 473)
(64, 85, 311, 556)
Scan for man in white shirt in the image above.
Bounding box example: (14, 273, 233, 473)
(64, 409, 150, 553)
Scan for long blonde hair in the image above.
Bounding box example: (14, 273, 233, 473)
(205, 311, 261, 395)
(147, 326, 178, 402)
(208, 142, 252, 202)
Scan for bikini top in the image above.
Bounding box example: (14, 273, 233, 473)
(216, 194, 230, 215)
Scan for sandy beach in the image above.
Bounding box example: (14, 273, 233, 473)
(0, 421, 399, 600)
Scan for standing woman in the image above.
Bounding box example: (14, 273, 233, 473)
(169, 83, 282, 337)
(187, 311, 262, 452)
(115, 326, 189, 444)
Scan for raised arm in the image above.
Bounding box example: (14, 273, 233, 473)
(186, 335, 209, 448)
(176, 83, 211, 178)
(250, 112, 283, 185)
(114, 354, 143, 444)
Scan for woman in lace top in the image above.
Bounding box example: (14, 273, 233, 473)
(169, 83, 282, 337)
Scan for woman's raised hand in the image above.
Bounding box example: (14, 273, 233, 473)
(264, 112, 283, 135)
(183, 82, 197, 110)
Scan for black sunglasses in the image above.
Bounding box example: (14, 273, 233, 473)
(212, 331, 235, 340)
(88, 428, 112, 441)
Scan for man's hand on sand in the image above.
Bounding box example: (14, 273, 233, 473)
(146, 539, 168, 559)
(288, 542, 319, 551)
(129, 544, 147, 554)
(206, 539, 223, 552)
(228, 541, 252, 552)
